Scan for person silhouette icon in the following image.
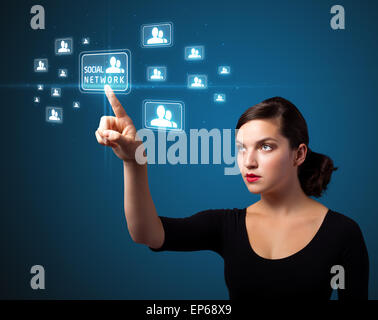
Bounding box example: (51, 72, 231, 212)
(56, 39, 72, 55)
(34, 97, 40, 103)
(164, 110, 177, 128)
(221, 67, 229, 74)
(115, 59, 125, 73)
(158, 30, 168, 43)
(49, 109, 60, 121)
(60, 70, 66, 77)
(147, 27, 160, 44)
(150, 105, 173, 128)
(106, 57, 122, 73)
(58, 41, 68, 53)
(36, 61, 46, 71)
(147, 27, 167, 44)
(189, 76, 206, 88)
(188, 48, 201, 59)
(52, 89, 59, 96)
(216, 94, 224, 101)
(191, 77, 199, 87)
(150, 68, 163, 80)
(191, 77, 204, 87)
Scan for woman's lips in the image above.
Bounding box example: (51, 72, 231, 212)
(246, 173, 261, 178)
(246, 174, 261, 182)
(246, 176, 261, 182)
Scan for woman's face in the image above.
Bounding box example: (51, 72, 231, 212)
(236, 118, 299, 195)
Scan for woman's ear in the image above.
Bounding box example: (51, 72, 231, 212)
(294, 143, 308, 167)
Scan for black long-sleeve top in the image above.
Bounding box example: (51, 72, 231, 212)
(149, 208, 369, 300)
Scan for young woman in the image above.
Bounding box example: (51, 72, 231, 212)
(95, 85, 369, 300)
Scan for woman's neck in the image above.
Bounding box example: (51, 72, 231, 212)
(257, 179, 315, 217)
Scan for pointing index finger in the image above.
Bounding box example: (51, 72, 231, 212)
(104, 85, 127, 118)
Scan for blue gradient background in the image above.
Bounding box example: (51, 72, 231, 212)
(1, 0, 377, 299)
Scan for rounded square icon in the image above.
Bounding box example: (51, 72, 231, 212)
(185, 46, 205, 61)
(214, 93, 226, 103)
(46, 107, 63, 124)
(218, 66, 230, 75)
(79, 49, 131, 94)
(55, 37, 73, 55)
(147, 66, 167, 81)
(51, 88, 61, 97)
(34, 58, 48, 72)
(187, 74, 208, 89)
(143, 100, 184, 132)
(141, 22, 173, 47)
(58, 69, 68, 78)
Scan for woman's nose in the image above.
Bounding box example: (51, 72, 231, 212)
(243, 149, 258, 167)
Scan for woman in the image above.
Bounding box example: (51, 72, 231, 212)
(95, 85, 369, 300)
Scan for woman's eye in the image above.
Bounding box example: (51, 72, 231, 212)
(237, 145, 272, 151)
(261, 144, 272, 151)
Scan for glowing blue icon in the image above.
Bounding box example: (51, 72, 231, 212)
(37, 84, 44, 91)
(55, 37, 73, 55)
(34, 59, 48, 72)
(218, 66, 230, 75)
(185, 46, 204, 60)
(143, 100, 184, 132)
(46, 107, 63, 124)
(58, 69, 68, 78)
(214, 93, 226, 103)
(73, 101, 80, 109)
(33, 96, 40, 103)
(51, 88, 61, 97)
(187, 74, 207, 89)
(79, 49, 131, 94)
(141, 22, 173, 47)
(147, 66, 167, 81)
(82, 37, 90, 45)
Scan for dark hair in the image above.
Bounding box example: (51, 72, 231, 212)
(236, 97, 338, 198)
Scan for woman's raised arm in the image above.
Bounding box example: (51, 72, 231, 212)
(95, 85, 164, 248)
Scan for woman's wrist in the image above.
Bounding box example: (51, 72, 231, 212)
(123, 146, 147, 167)
(123, 158, 147, 168)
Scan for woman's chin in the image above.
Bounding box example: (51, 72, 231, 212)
(247, 186, 262, 194)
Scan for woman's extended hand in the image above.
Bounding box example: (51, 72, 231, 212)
(95, 85, 144, 163)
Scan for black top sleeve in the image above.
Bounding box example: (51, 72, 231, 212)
(337, 219, 370, 300)
(148, 209, 226, 256)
